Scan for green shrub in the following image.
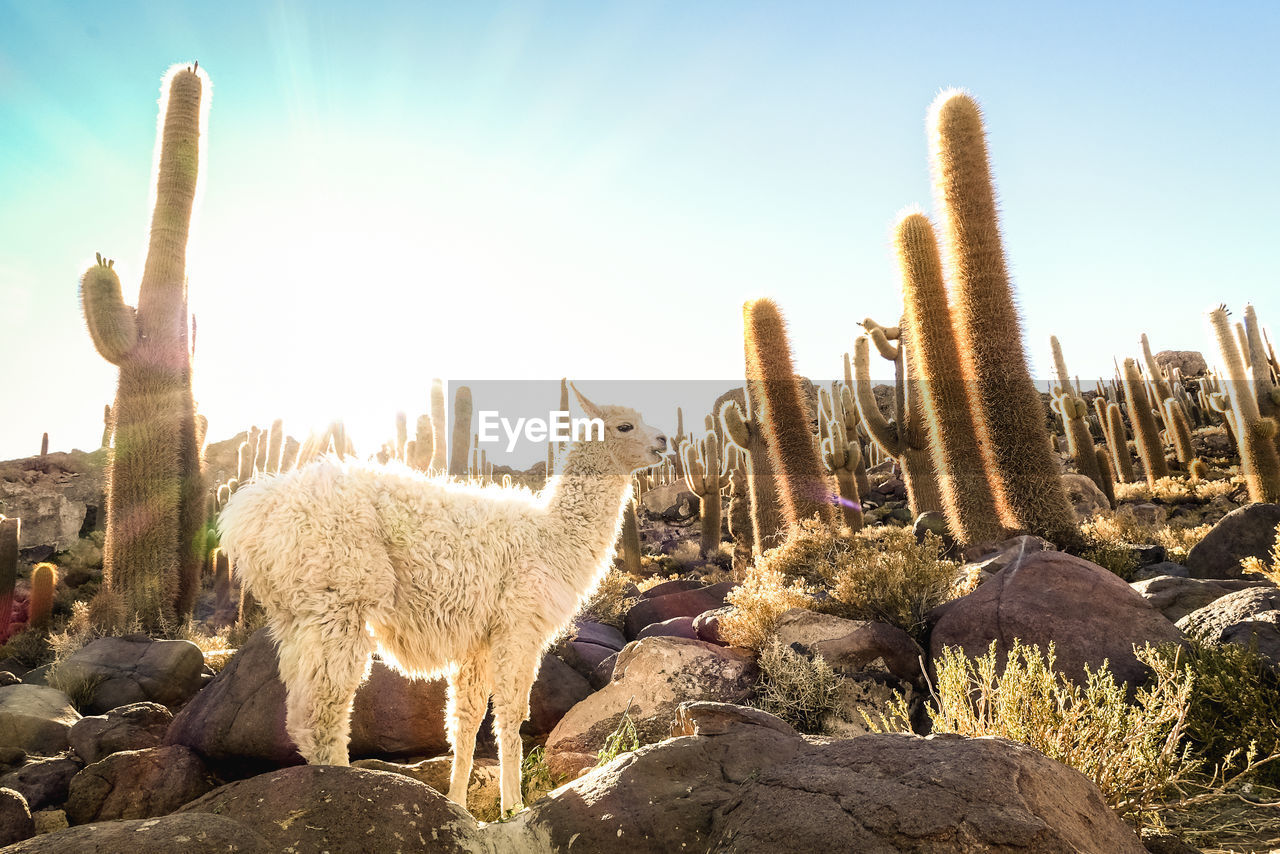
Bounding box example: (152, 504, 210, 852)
(520, 746, 562, 806)
(754, 636, 841, 734)
(596, 700, 640, 766)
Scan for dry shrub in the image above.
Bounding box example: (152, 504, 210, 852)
(1081, 507, 1214, 566)
(577, 566, 638, 631)
(1114, 476, 1237, 505)
(1240, 522, 1280, 586)
(720, 564, 814, 651)
(754, 635, 841, 734)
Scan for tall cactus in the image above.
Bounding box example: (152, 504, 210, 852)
(1121, 359, 1170, 485)
(1105, 402, 1136, 483)
(743, 298, 835, 529)
(928, 90, 1077, 546)
(682, 431, 730, 557)
(1208, 306, 1280, 502)
(449, 386, 473, 477)
(79, 65, 208, 631)
(430, 379, 448, 472)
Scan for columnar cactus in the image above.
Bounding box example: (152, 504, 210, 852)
(1104, 402, 1136, 483)
(79, 65, 208, 630)
(723, 444, 754, 572)
(0, 517, 17, 640)
(620, 495, 643, 575)
(1121, 359, 1170, 485)
(1052, 391, 1106, 497)
(818, 406, 865, 531)
(682, 431, 730, 557)
(1140, 334, 1174, 414)
(449, 386, 473, 477)
(29, 563, 56, 630)
(412, 414, 433, 471)
(821, 375, 872, 500)
(430, 379, 448, 472)
(1208, 306, 1280, 502)
(395, 412, 409, 462)
(1245, 305, 1280, 420)
(744, 298, 835, 529)
(721, 386, 785, 553)
(265, 419, 285, 475)
(928, 90, 1077, 546)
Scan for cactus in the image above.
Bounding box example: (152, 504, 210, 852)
(895, 212, 1003, 543)
(449, 386, 473, 477)
(101, 404, 113, 448)
(430, 379, 448, 472)
(1244, 305, 1280, 419)
(620, 495, 643, 575)
(1162, 397, 1197, 470)
(0, 517, 17, 640)
(212, 547, 232, 616)
(265, 419, 285, 475)
(927, 90, 1077, 546)
(412, 414, 433, 471)
(29, 563, 56, 630)
(721, 391, 785, 554)
(744, 298, 835, 530)
(236, 439, 255, 485)
(1104, 402, 1136, 483)
(79, 66, 208, 631)
(1121, 359, 1170, 485)
(1094, 450, 1117, 508)
(723, 445, 754, 572)
(1208, 306, 1280, 502)
(682, 431, 730, 557)
(1052, 391, 1105, 491)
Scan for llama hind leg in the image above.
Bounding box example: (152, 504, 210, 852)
(273, 610, 374, 766)
(446, 648, 491, 809)
(491, 645, 542, 815)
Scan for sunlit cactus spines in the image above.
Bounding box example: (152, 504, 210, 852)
(1140, 333, 1174, 411)
(820, 421, 864, 531)
(79, 65, 209, 631)
(449, 386, 473, 477)
(1094, 449, 1117, 507)
(1162, 397, 1197, 471)
(721, 391, 784, 553)
(723, 444, 753, 572)
(1244, 305, 1279, 420)
(896, 210, 1002, 543)
(744, 298, 835, 530)
(682, 430, 730, 557)
(1053, 391, 1105, 496)
(1104, 402, 1136, 483)
(620, 496, 643, 575)
(412, 414, 433, 471)
(1121, 358, 1170, 485)
(29, 563, 56, 630)
(927, 89, 1078, 547)
(1208, 306, 1280, 502)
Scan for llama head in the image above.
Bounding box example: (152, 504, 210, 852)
(571, 384, 667, 473)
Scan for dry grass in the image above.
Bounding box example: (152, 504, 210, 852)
(1114, 475, 1238, 505)
(576, 566, 639, 631)
(1240, 522, 1280, 586)
(753, 635, 841, 734)
(1080, 506, 1215, 566)
(720, 564, 815, 651)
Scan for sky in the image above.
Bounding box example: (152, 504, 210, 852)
(1, 0, 1278, 465)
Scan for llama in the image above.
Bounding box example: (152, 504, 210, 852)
(217, 387, 667, 815)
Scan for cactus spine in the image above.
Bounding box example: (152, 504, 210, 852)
(895, 212, 1003, 543)
(682, 431, 730, 557)
(1121, 359, 1170, 484)
(0, 518, 17, 640)
(744, 298, 835, 529)
(449, 386, 473, 477)
(79, 66, 208, 631)
(928, 90, 1077, 546)
(29, 563, 56, 630)
(1208, 306, 1280, 502)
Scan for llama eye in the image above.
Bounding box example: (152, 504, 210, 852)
(616, 424, 633, 433)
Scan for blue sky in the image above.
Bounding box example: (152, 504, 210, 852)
(1, 1, 1277, 462)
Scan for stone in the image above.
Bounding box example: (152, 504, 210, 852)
(1131, 575, 1272, 623)
(524, 653, 592, 739)
(166, 628, 450, 768)
(68, 702, 172, 765)
(178, 765, 482, 853)
(1132, 561, 1189, 581)
(1177, 586, 1280, 666)
(0, 454, 103, 553)
(1155, 350, 1208, 377)
(670, 700, 798, 738)
(559, 641, 617, 689)
(635, 616, 698, 640)
(693, 606, 731, 645)
(623, 581, 734, 640)
(65, 745, 216, 825)
(0, 757, 81, 810)
(56, 635, 204, 714)
(354, 756, 501, 822)
(638, 579, 707, 600)
(809, 621, 926, 686)
(0, 813, 268, 853)
(638, 483, 700, 523)
(960, 533, 1053, 567)
(544, 637, 757, 780)
(1185, 503, 1280, 579)
(931, 550, 1184, 687)
(571, 621, 625, 651)
(0, 684, 79, 756)
(0, 786, 34, 847)
(1062, 473, 1110, 517)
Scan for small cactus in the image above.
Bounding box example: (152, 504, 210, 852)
(29, 563, 56, 630)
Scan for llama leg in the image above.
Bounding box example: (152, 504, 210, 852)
(491, 646, 541, 815)
(273, 609, 373, 766)
(446, 649, 491, 809)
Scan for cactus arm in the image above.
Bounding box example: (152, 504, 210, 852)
(852, 335, 900, 456)
(81, 254, 139, 365)
(1245, 305, 1278, 417)
(720, 401, 751, 450)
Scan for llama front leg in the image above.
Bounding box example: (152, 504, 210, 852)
(446, 649, 491, 809)
(273, 610, 374, 765)
(491, 645, 541, 815)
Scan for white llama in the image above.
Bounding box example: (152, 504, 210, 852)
(217, 387, 666, 815)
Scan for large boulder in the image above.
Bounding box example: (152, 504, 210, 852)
(930, 550, 1183, 687)
(0, 786, 34, 847)
(65, 745, 217, 825)
(355, 756, 502, 822)
(0, 453, 103, 552)
(0, 813, 268, 853)
(524, 653, 592, 739)
(1185, 503, 1280, 579)
(623, 582, 734, 640)
(68, 702, 172, 765)
(1177, 586, 1280, 667)
(1130, 575, 1273, 623)
(1154, 350, 1208, 377)
(544, 637, 757, 780)
(775, 609, 924, 685)
(178, 765, 483, 854)
(0, 756, 81, 810)
(0, 684, 80, 756)
(56, 635, 204, 714)
(166, 628, 450, 768)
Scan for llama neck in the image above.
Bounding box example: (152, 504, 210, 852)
(543, 442, 632, 591)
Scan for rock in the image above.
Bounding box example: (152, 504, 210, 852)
(544, 637, 757, 780)
(707, 734, 1145, 853)
(524, 654, 592, 739)
(560, 641, 617, 689)
(593, 652, 618, 690)
(638, 483, 699, 523)
(0, 745, 25, 773)
(810, 622, 925, 686)
(1177, 586, 1280, 666)
(1142, 832, 1203, 854)
(638, 579, 707, 600)
(65, 745, 216, 825)
(1130, 503, 1164, 525)
(960, 533, 1053, 567)
(57, 635, 204, 714)
(178, 765, 482, 853)
(772, 609, 866, 650)
(0, 786, 34, 847)
(1062, 473, 1111, 516)
(623, 582, 734, 640)
(1185, 503, 1280, 579)
(1155, 350, 1207, 377)
(0, 456, 103, 553)
(670, 700, 798, 737)
(68, 702, 172, 765)
(635, 616, 698, 640)
(1131, 575, 1273, 623)
(354, 756, 501, 822)
(693, 607, 731, 645)
(931, 550, 1184, 687)
(0, 671, 21, 687)
(0, 813, 268, 853)
(1132, 561, 1189, 581)
(572, 621, 625, 651)
(0, 757, 81, 810)
(166, 628, 449, 768)
(0, 684, 80, 755)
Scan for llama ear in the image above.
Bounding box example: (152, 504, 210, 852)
(569, 383, 604, 419)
